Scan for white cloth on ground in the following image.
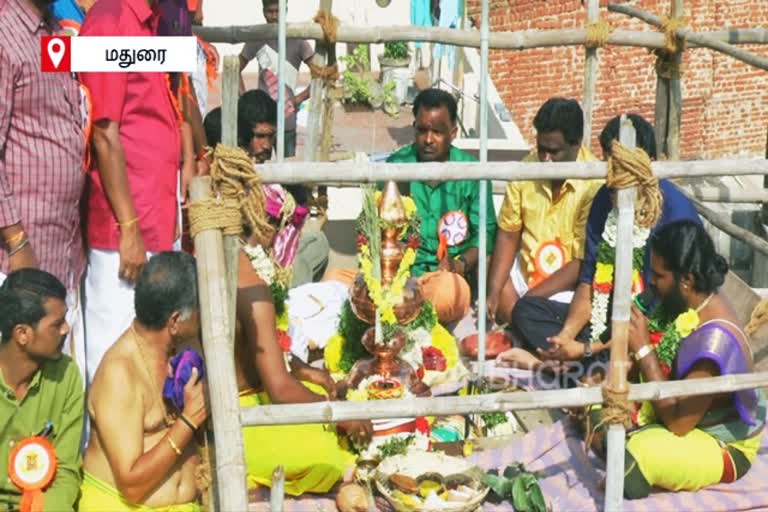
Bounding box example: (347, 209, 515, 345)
(286, 280, 349, 362)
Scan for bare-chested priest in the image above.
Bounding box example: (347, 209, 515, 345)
(80, 252, 208, 511)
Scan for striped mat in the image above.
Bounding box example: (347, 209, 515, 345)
(249, 420, 768, 511)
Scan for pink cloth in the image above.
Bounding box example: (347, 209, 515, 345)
(263, 184, 308, 268)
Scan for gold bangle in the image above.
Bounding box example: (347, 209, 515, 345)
(167, 434, 182, 456)
(179, 413, 198, 432)
(117, 217, 140, 229)
(5, 230, 25, 246)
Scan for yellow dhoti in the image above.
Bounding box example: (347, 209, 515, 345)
(241, 382, 356, 496)
(418, 271, 471, 324)
(78, 471, 202, 512)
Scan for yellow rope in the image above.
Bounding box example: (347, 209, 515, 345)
(188, 198, 242, 238)
(607, 140, 662, 229)
(661, 15, 687, 54)
(314, 9, 339, 44)
(584, 386, 635, 454)
(209, 144, 273, 241)
(585, 20, 614, 49)
(746, 299, 768, 337)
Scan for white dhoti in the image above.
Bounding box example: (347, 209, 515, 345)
(510, 256, 574, 305)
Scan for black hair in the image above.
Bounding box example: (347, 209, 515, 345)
(599, 114, 658, 160)
(0, 269, 66, 343)
(532, 97, 583, 146)
(134, 252, 199, 330)
(650, 220, 728, 294)
(203, 107, 222, 148)
(238, 90, 277, 148)
(412, 88, 458, 125)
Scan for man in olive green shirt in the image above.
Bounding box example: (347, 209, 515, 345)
(0, 269, 84, 511)
(387, 88, 497, 323)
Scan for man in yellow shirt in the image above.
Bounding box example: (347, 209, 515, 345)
(487, 98, 602, 333)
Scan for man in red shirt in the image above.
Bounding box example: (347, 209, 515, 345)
(79, 0, 182, 387)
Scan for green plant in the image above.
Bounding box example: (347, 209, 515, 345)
(340, 46, 373, 104)
(383, 41, 409, 61)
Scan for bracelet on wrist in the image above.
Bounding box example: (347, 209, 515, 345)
(179, 413, 198, 432)
(8, 238, 30, 257)
(634, 344, 655, 362)
(167, 434, 182, 456)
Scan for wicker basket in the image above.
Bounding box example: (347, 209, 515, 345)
(374, 451, 489, 512)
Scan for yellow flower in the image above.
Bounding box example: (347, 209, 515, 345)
(595, 262, 614, 285)
(402, 196, 417, 219)
(430, 324, 459, 369)
(380, 307, 397, 325)
(275, 311, 289, 332)
(347, 388, 369, 402)
(675, 309, 700, 338)
(374, 191, 382, 205)
(324, 334, 345, 374)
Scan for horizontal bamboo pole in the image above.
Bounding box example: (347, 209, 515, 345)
(684, 187, 768, 204)
(241, 372, 768, 426)
(193, 23, 768, 51)
(608, 3, 768, 72)
(255, 158, 768, 184)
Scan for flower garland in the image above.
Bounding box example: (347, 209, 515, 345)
(358, 243, 416, 325)
(590, 208, 651, 341)
(646, 308, 700, 377)
(242, 243, 292, 359)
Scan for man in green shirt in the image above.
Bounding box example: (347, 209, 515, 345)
(0, 269, 84, 511)
(387, 88, 497, 323)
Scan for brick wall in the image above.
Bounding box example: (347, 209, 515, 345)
(466, 0, 768, 159)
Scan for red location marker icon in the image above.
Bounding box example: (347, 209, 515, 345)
(40, 36, 71, 72)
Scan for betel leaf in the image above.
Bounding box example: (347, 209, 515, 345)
(503, 463, 525, 480)
(481, 473, 507, 497)
(512, 476, 532, 512)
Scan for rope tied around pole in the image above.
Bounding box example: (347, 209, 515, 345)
(308, 10, 340, 84)
(746, 299, 768, 337)
(188, 144, 274, 241)
(653, 15, 687, 79)
(606, 140, 662, 228)
(585, 20, 614, 49)
(584, 386, 635, 454)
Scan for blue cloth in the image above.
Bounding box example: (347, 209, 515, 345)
(579, 179, 701, 286)
(433, 0, 462, 68)
(163, 349, 205, 411)
(50, 0, 84, 34)
(410, 0, 432, 49)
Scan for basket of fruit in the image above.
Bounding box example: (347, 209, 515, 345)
(374, 451, 489, 512)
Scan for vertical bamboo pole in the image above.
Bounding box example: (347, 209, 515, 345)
(277, 0, 287, 161)
(305, 0, 334, 163)
(476, 0, 490, 378)
(603, 115, 637, 512)
(653, 75, 669, 158)
(270, 465, 285, 511)
(221, 56, 243, 355)
(666, 0, 684, 160)
(582, 0, 600, 144)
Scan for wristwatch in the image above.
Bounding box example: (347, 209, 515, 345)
(634, 344, 655, 361)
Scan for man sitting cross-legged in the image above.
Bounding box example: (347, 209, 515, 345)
(80, 252, 208, 511)
(499, 114, 701, 381)
(235, 180, 373, 495)
(592, 220, 765, 498)
(487, 98, 602, 325)
(0, 269, 84, 511)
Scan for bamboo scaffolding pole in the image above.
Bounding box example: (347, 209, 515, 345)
(666, 0, 684, 161)
(270, 465, 285, 512)
(240, 371, 768, 426)
(476, 0, 489, 376)
(190, 176, 248, 510)
(252, 158, 768, 184)
(608, 3, 768, 72)
(603, 117, 637, 511)
(304, 0, 334, 164)
(193, 24, 768, 51)
(582, 0, 600, 144)
(679, 189, 768, 257)
(276, 0, 287, 161)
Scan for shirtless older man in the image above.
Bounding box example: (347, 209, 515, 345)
(80, 252, 208, 511)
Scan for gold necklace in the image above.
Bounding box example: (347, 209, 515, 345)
(695, 293, 715, 313)
(131, 324, 174, 428)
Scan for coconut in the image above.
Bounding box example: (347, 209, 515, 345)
(336, 483, 368, 512)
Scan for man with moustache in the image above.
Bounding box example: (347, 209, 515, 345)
(386, 88, 497, 325)
(0, 0, 88, 379)
(0, 269, 84, 510)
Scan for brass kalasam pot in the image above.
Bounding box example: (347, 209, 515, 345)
(350, 273, 424, 326)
